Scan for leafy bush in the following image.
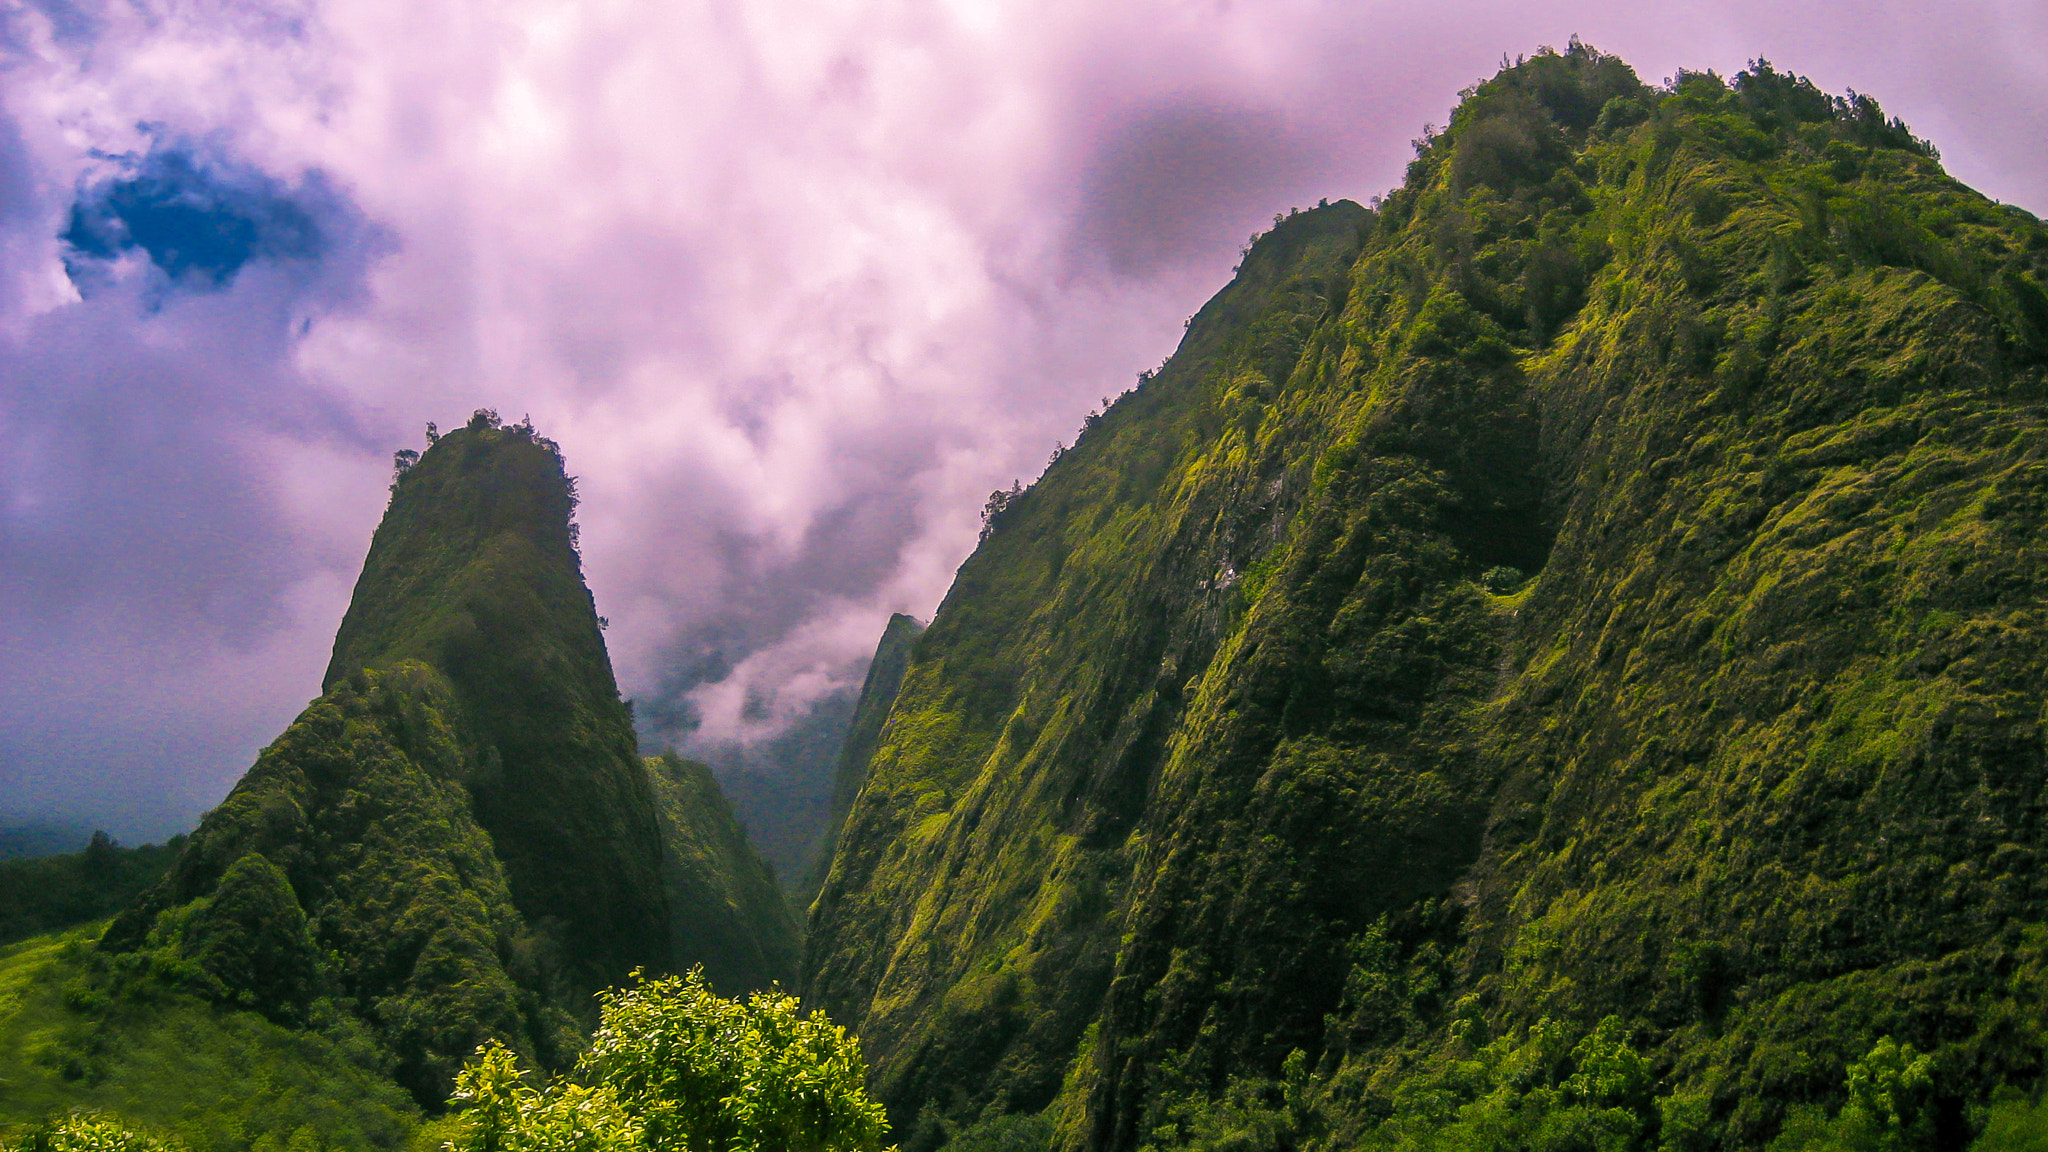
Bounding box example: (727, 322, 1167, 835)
(3, 1113, 182, 1152)
(445, 970, 891, 1152)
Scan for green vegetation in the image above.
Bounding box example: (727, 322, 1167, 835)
(0, 833, 183, 946)
(804, 42, 2048, 1152)
(326, 411, 669, 995)
(439, 970, 889, 1152)
(803, 614, 926, 904)
(91, 415, 682, 1111)
(647, 754, 801, 993)
(0, 925, 419, 1151)
(98, 662, 575, 1103)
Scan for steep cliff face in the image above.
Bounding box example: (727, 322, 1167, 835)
(104, 414, 670, 1102)
(802, 613, 926, 904)
(648, 753, 802, 993)
(805, 46, 2048, 1152)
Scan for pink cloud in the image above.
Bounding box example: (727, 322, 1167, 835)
(2, 0, 2043, 829)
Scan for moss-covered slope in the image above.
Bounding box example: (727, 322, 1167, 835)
(804, 46, 2048, 1152)
(102, 662, 575, 1104)
(648, 754, 801, 993)
(802, 613, 926, 904)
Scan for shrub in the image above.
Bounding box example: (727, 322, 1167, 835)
(446, 970, 891, 1152)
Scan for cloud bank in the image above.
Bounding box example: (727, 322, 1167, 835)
(2, 0, 2044, 837)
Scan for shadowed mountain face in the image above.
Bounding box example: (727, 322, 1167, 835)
(805, 47, 2048, 1152)
(648, 753, 801, 994)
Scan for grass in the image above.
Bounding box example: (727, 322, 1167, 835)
(0, 926, 420, 1152)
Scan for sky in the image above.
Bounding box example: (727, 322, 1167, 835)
(0, 0, 2043, 841)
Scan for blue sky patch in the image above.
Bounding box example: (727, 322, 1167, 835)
(62, 144, 323, 290)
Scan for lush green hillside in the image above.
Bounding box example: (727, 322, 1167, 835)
(648, 754, 801, 993)
(100, 661, 578, 1104)
(0, 925, 420, 1151)
(0, 832, 182, 946)
(804, 44, 2048, 1152)
(99, 414, 669, 1107)
(802, 614, 926, 904)
(321, 412, 670, 992)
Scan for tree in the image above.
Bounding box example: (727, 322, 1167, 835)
(447, 969, 892, 1152)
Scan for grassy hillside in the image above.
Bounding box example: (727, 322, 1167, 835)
(0, 925, 420, 1151)
(804, 44, 2048, 1152)
(648, 755, 801, 993)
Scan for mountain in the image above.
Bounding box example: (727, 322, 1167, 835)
(648, 753, 802, 991)
(690, 691, 859, 889)
(98, 412, 667, 1103)
(804, 45, 2048, 1152)
(802, 613, 925, 904)
(320, 412, 671, 991)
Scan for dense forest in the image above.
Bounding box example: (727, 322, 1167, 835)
(11, 41, 2048, 1152)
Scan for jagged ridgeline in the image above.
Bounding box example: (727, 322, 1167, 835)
(93, 412, 779, 1110)
(805, 45, 2048, 1152)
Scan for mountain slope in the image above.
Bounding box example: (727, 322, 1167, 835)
(803, 613, 926, 904)
(648, 753, 801, 993)
(804, 46, 2048, 1152)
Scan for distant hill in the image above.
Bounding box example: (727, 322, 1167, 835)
(0, 822, 91, 861)
(0, 831, 182, 946)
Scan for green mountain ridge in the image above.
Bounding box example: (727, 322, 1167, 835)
(803, 45, 2048, 1152)
(648, 753, 801, 992)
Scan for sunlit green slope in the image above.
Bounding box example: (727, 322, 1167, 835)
(0, 925, 420, 1151)
(803, 613, 926, 905)
(805, 45, 2048, 1152)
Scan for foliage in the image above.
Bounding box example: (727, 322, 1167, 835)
(444, 971, 891, 1152)
(0, 925, 420, 1152)
(644, 755, 801, 994)
(3, 1112, 183, 1152)
(0, 833, 183, 946)
(805, 38, 2048, 1152)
